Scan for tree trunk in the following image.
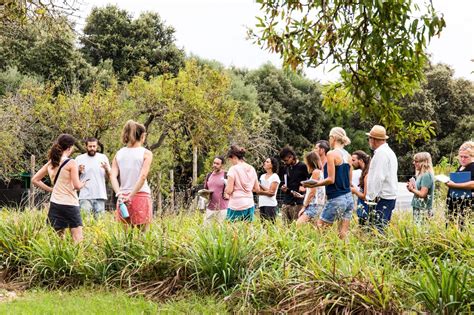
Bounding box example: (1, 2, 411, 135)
(192, 145, 198, 186)
(169, 169, 174, 213)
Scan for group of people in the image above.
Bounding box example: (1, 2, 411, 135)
(32, 120, 153, 242)
(203, 125, 473, 238)
(31, 120, 473, 242)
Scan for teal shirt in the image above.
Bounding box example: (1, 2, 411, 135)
(411, 172, 434, 210)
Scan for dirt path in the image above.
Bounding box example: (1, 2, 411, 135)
(0, 270, 21, 303)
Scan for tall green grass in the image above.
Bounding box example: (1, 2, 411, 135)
(0, 206, 472, 313)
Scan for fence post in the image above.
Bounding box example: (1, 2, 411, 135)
(192, 145, 198, 186)
(169, 169, 174, 213)
(157, 171, 162, 215)
(29, 155, 35, 210)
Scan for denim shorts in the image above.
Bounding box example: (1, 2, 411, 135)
(304, 204, 324, 219)
(320, 192, 353, 223)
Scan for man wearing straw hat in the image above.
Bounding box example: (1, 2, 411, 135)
(366, 125, 398, 231)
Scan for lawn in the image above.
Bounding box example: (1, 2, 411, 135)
(0, 288, 227, 314)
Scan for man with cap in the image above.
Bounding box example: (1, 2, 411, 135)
(365, 125, 398, 231)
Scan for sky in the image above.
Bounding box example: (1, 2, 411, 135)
(74, 0, 474, 83)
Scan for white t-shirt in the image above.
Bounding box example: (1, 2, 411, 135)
(258, 173, 281, 207)
(352, 169, 362, 188)
(75, 153, 110, 200)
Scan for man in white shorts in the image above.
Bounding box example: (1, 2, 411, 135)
(76, 138, 111, 218)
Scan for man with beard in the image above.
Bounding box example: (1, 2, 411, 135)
(75, 137, 111, 218)
(203, 156, 229, 225)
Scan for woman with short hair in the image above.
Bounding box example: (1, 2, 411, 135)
(32, 134, 86, 243)
(111, 120, 153, 231)
(445, 141, 474, 228)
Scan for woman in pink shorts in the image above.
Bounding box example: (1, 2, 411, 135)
(111, 120, 153, 231)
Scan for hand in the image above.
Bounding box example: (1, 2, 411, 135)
(445, 180, 454, 188)
(101, 162, 110, 172)
(81, 179, 89, 189)
(351, 186, 357, 194)
(302, 181, 319, 188)
(298, 185, 306, 193)
(79, 164, 85, 174)
(406, 182, 414, 192)
(121, 194, 132, 204)
(292, 191, 304, 199)
(281, 185, 288, 192)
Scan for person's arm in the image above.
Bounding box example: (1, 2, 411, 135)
(68, 160, 86, 190)
(31, 162, 53, 193)
(366, 153, 386, 201)
(446, 180, 474, 190)
(251, 167, 260, 193)
(351, 173, 368, 200)
(259, 181, 279, 196)
(122, 150, 153, 202)
(225, 175, 234, 196)
(101, 156, 112, 181)
(302, 170, 319, 207)
(110, 155, 121, 197)
(308, 151, 336, 187)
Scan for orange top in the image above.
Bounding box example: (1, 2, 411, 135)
(50, 160, 79, 206)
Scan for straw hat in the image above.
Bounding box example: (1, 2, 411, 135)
(366, 125, 389, 140)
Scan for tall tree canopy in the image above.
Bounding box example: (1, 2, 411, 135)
(244, 64, 326, 155)
(81, 5, 185, 82)
(250, 0, 446, 139)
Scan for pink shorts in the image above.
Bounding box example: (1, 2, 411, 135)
(116, 192, 153, 225)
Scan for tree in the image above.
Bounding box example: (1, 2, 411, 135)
(244, 64, 326, 155)
(250, 0, 446, 139)
(81, 6, 185, 82)
(0, 17, 113, 93)
(128, 60, 248, 185)
(0, 0, 77, 27)
(390, 63, 474, 176)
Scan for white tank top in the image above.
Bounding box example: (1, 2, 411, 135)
(116, 147, 151, 194)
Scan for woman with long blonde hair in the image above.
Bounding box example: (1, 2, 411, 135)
(407, 152, 435, 224)
(303, 127, 353, 239)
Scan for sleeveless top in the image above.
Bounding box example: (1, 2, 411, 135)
(304, 171, 326, 206)
(50, 159, 79, 206)
(324, 148, 351, 200)
(116, 147, 151, 194)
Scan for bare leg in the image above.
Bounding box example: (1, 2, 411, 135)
(56, 229, 65, 239)
(338, 219, 350, 239)
(316, 219, 332, 229)
(70, 226, 83, 244)
(296, 213, 311, 226)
